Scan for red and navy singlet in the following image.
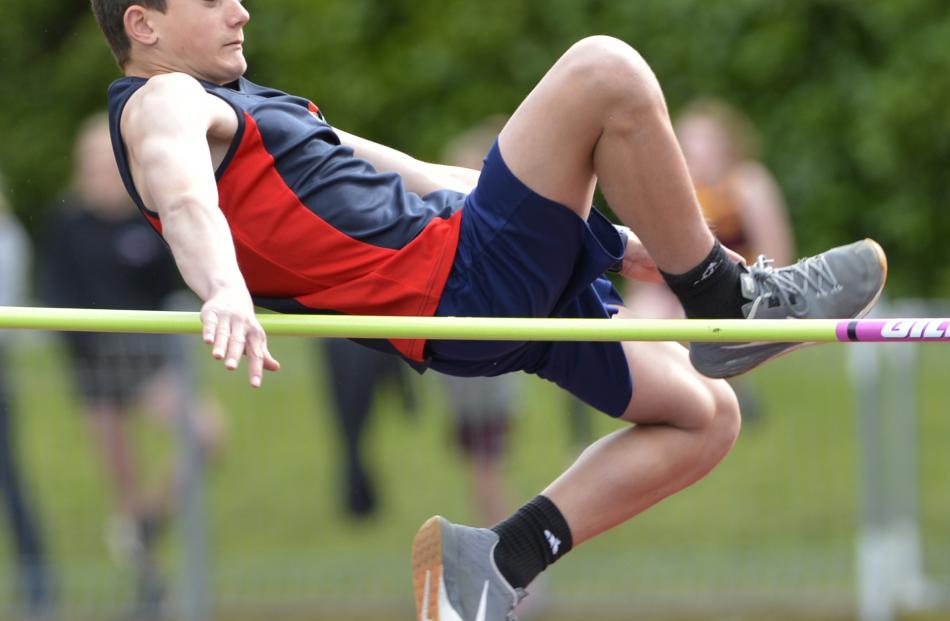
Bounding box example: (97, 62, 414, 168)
(107, 76, 464, 362)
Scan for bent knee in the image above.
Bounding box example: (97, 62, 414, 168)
(706, 379, 742, 455)
(673, 378, 741, 452)
(559, 36, 665, 123)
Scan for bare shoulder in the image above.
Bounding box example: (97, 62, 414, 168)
(125, 73, 207, 121)
(122, 72, 236, 139)
(733, 160, 778, 189)
(733, 160, 787, 215)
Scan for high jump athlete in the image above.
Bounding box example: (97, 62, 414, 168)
(90, 2, 887, 619)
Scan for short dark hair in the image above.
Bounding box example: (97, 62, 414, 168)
(90, 0, 167, 68)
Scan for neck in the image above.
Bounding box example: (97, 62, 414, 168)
(123, 58, 173, 80)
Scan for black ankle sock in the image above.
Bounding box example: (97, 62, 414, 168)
(491, 496, 573, 589)
(660, 240, 745, 319)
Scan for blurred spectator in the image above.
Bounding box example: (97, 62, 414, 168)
(435, 116, 521, 526)
(0, 172, 54, 620)
(40, 114, 223, 621)
(627, 97, 795, 421)
(320, 338, 416, 518)
(318, 117, 521, 527)
(677, 98, 793, 267)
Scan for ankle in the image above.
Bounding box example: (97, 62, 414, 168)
(491, 496, 573, 589)
(660, 240, 745, 319)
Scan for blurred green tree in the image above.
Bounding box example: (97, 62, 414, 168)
(1, 0, 947, 296)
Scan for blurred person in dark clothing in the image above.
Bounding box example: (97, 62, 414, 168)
(41, 114, 223, 621)
(435, 117, 520, 528)
(321, 118, 517, 526)
(0, 172, 54, 620)
(320, 338, 416, 518)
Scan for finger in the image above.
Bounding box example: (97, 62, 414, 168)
(639, 268, 664, 284)
(212, 318, 231, 360)
(245, 326, 266, 387)
(627, 266, 664, 284)
(620, 257, 662, 284)
(262, 341, 281, 372)
(224, 321, 247, 371)
(247, 347, 264, 387)
(201, 310, 218, 345)
(722, 244, 746, 265)
(248, 332, 280, 387)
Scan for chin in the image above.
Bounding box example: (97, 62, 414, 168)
(213, 63, 247, 84)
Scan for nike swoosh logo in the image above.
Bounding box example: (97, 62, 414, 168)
(474, 580, 490, 621)
(420, 570, 433, 621)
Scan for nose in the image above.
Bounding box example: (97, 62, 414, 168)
(229, 0, 250, 27)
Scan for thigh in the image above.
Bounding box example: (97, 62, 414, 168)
(614, 307, 733, 427)
(72, 334, 169, 408)
(497, 51, 604, 212)
(532, 338, 632, 418)
(522, 281, 634, 418)
(430, 146, 625, 366)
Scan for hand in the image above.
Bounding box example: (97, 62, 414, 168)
(200, 288, 280, 387)
(720, 243, 747, 266)
(617, 235, 748, 283)
(617, 229, 664, 283)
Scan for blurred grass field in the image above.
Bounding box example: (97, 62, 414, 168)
(1, 334, 949, 620)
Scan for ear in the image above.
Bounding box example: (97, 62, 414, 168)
(124, 5, 159, 47)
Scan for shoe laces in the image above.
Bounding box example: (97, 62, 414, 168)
(745, 254, 841, 319)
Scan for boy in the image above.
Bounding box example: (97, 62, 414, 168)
(91, 2, 886, 619)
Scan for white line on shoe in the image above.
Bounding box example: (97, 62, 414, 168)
(421, 570, 433, 621)
(438, 573, 465, 621)
(475, 580, 490, 621)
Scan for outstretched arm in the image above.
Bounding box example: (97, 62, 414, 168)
(121, 73, 279, 386)
(334, 128, 481, 194)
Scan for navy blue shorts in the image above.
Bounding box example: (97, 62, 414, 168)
(426, 142, 633, 417)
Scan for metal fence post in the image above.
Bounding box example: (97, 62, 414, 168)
(886, 301, 936, 612)
(852, 299, 935, 621)
(852, 340, 895, 621)
(164, 293, 211, 621)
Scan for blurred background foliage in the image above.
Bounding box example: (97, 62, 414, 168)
(1, 0, 948, 297)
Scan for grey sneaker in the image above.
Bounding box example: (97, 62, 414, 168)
(412, 516, 526, 621)
(690, 238, 887, 378)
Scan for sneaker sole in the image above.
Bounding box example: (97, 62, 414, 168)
(412, 516, 446, 621)
(864, 238, 889, 313)
(695, 238, 889, 378)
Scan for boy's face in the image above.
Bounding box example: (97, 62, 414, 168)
(146, 0, 250, 84)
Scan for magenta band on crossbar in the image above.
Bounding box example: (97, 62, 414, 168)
(836, 318, 950, 342)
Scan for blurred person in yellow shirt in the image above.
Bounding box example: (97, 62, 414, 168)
(627, 98, 795, 421)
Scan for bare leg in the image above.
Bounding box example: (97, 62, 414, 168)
(467, 453, 510, 527)
(87, 403, 143, 519)
(498, 36, 715, 273)
(89, 397, 169, 617)
(140, 369, 226, 519)
(542, 308, 741, 545)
